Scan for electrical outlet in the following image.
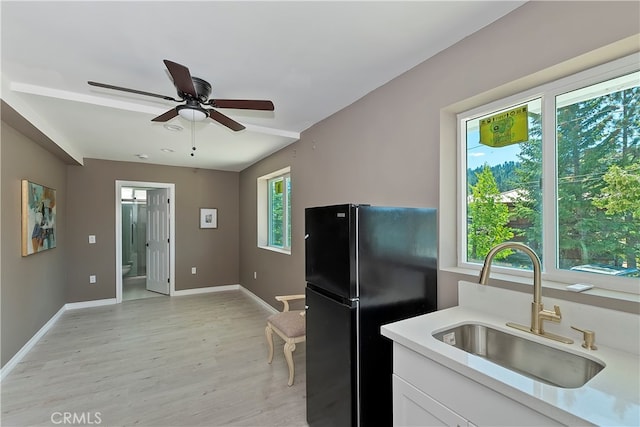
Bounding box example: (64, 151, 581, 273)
(88, 235, 96, 244)
(191, 267, 197, 275)
(89, 275, 97, 284)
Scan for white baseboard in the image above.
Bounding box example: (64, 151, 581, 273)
(65, 298, 117, 310)
(0, 305, 66, 382)
(173, 284, 240, 296)
(173, 284, 277, 314)
(240, 286, 278, 314)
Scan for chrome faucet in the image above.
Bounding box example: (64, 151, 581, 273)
(479, 242, 573, 344)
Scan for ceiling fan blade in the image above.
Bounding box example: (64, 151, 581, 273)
(88, 81, 179, 102)
(207, 109, 246, 131)
(151, 108, 179, 122)
(209, 99, 274, 111)
(163, 60, 197, 98)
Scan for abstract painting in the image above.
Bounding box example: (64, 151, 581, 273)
(22, 180, 57, 256)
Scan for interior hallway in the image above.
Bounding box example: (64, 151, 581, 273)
(1, 291, 307, 426)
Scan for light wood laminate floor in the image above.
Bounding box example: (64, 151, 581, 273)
(123, 276, 166, 301)
(1, 291, 307, 427)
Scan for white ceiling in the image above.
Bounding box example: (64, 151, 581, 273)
(1, 1, 526, 171)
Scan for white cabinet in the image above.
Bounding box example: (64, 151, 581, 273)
(391, 343, 562, 427)
(393, 375, 474, 427)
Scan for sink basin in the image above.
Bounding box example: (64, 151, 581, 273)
(433, 323, 604, 388)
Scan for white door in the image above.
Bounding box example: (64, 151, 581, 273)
(146, 188, 170, 294)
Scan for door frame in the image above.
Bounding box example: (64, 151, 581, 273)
(115, 180, 176, 303)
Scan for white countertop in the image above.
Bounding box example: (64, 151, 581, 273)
(381, 281, 640, 426)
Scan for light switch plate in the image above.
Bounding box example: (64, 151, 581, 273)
(89, 275, 97, 284)
(191, 267, 197, 275)
(88, 235, 96, 244)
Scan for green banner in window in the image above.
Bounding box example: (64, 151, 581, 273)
(479, 105, 529, 147)
(274, 180, 283, 194)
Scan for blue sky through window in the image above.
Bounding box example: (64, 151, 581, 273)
(467, 133, 523, 169)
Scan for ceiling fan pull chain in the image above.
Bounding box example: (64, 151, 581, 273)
(190, 120, 196, 157)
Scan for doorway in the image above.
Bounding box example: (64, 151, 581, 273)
(121, 187, 150, 300)
(115, 180, 175, 303)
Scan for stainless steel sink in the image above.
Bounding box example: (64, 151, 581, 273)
(433, 323, 604, 388)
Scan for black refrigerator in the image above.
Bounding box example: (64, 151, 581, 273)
(305, 204, 437, 427)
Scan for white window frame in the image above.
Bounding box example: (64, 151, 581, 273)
(257, 166, 291, 254)
(457, 54, 639, 294)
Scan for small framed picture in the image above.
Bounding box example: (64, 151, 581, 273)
(200, 208, 218, 229)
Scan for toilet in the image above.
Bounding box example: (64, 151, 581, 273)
(122, 264, 132, 277)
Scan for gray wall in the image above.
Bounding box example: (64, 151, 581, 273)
(239, 1, 640, 310)
(66, 159, 239, 302)
(1, 122, 68, 366)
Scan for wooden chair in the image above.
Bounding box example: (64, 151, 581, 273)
(265, 294, 306, 386)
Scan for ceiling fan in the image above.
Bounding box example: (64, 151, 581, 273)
(88, 60, 274, 131)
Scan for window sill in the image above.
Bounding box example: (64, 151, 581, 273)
(441, 266, 639, 314)
(258, 245, 291, 256)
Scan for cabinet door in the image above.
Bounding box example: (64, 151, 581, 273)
(393, 375, 469, 427)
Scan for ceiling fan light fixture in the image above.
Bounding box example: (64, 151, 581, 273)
(177, 105, 208, 122)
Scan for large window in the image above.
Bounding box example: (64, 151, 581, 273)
(459, 56, 639, 292)
(258, 167, 292, 253)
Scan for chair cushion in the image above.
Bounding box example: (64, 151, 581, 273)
(268, 310, 305, 338)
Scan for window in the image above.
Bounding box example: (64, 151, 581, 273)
(459, 55, 639, 293)
(268, 174, 291, 249)
(258, 167, 291, 253)
(121, 188, 147, 203)
(465, 99, 543, 269)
